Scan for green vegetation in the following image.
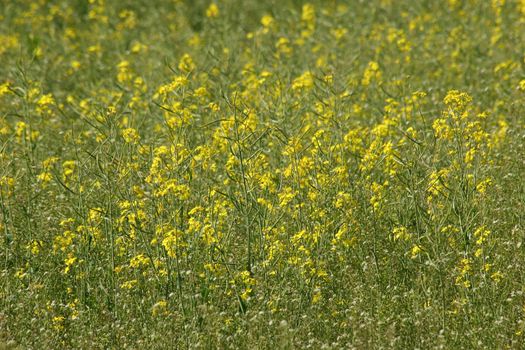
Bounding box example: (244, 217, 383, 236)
(1, 0, 525, 348)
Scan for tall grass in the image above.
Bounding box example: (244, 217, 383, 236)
(1, 0, 525, 348)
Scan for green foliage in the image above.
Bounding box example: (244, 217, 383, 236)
(1, 0, 525, 348)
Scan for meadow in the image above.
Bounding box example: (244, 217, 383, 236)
(1, 0, 525, 348)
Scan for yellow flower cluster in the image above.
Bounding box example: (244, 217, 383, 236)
(1, 1, 522, 347)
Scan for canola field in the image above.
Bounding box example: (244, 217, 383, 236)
(1, 0, 525, 348)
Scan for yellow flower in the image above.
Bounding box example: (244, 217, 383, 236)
(301, 4, 315, 23)
(276, 37, 292, 55)
(178, 53, 195, 73)
(52, 316, 65, 331)
(443, 90, 472, 112)
(491, 271, 503, 283)
(120, 279, 138, 290)
(206, 3, 219, 18)
(301, 3, 316, 38)
(152, 300, 168, 316)
(0, 82, 10, 96)
(312, 288, 322, 304)
(62, 160, 77, 179)
(392, 226, 411, 241)
(292, 71, 314, 90)
(162, 229, 183, 258)
(476, 178, 492, 194)
(29, 240, 43, 255)
(410, 244, 422, 258)
(432, 118, 452, 140)
(70, 60, 81, 70)
(130, 254, 149, 268)
(122, 127, 140, 144)
(362, 61, 381, 86)
(117, 60, 133, 83)
(464, 148, 476, 165)
(261, 15, 274, 31)
(63, 253, 77, 274)
(37, 171, 53, 184)
(331, 28, 348, 40)
(36, 94, 55, 115)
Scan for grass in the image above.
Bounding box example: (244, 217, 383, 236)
(1, 0, 525, 348)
